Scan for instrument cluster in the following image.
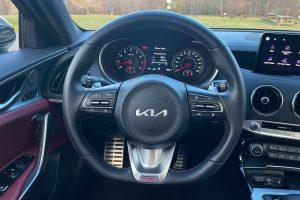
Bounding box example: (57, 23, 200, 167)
(99, 38, 217, 84)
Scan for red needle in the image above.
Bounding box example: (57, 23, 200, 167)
(175, 63, 191, 73)
(117, 60, 133, 65)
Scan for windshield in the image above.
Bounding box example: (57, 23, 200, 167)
(65, 0, 300, 31)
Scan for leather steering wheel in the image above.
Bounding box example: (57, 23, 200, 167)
(62, 11, 246, 184)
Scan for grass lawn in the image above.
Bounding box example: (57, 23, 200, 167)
(2, 14, 300, 32)
(71, 15, 300, 31)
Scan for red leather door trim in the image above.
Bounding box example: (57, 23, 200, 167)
(0, 100, 68, 200)
(0, 99, 50, 168)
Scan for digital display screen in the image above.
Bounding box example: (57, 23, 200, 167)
(141, 45, 173, 75)
(255, 33, 300, 75)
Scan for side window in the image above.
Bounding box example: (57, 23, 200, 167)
(0, 0, 19, 52)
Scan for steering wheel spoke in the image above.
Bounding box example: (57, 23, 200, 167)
(79, 83, 121, 115)
(186, 84, 226, 121)
(127, 142, 176, 183)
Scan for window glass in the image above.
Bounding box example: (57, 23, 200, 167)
(0, 0, 18, 51)
(65, 0, 300, 31)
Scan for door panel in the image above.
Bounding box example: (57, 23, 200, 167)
(0, 99, 68, 200)
(0, 99, 49, 168)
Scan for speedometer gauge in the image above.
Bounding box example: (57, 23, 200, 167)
(172, 49, 205, 82)
(115, 46, 146, 78)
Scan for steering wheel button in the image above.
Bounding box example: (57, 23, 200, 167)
(99, 108, 113, 114)
(90, 93, 103, 98)
(188, 94, 209, 101)
(205, 104, 215, 109)
(195, 104, 205, 109)
(83, 98, 91, 106)
(99, 100, 110, 106)
(103, 92, 116, 98)
(91, 100, 101, 105)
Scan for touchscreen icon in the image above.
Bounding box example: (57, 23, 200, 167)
(270, 45, 275, 52)
(282, 58, 287, 63)
(268, 57, 273, 61)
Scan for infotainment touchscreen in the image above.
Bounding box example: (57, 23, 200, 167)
(254, 33, 300, 75)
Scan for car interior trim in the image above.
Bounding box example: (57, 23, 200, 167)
(291, 91, 300, 119)
(252, 188, 300, 200)
(250, 85, 284, 116)
(243, 120, 300, 140)
(19, 113, 51, 200)
(0, 49, 68, 86)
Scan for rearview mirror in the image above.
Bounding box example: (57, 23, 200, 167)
(0, 16, 16, 53)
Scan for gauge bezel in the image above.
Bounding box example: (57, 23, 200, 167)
(172, 49, 206, 82)
(115, 45, 146, 78)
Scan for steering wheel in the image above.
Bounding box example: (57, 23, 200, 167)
(62, 11, 246, 184)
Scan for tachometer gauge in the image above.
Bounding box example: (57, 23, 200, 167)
(115, 46, 146, 78)
(172, 49, 205, 82)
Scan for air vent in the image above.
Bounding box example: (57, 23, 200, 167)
(49, 67, 68, 94)
(292, 92, 300, 118)
(251, 86, 283, 115)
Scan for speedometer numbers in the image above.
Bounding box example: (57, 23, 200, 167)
(115, 46, 146, 78)
(172, 49, 205, 82)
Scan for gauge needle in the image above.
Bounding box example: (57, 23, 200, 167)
(175, 63, 191, 73)
(117, 60, 133, 65)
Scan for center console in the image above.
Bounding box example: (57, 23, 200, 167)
(240, 32, 300, 200)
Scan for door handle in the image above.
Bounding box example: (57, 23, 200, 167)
(0, 90, 20, 111)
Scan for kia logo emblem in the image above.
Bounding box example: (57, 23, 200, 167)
(135, 109, 168, 117)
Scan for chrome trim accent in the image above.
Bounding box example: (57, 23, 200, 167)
(266, 165, 300, 171)
(127, 142, 175, 183)
(209, 68, 219, 81)
(243, 120, 300, 140)
(291, 91, 300, 119)
(250, 85, 284, 116)
(48, 98, 63, 103)
(252, 188, 300, 200)
(244, 165, 300, 172)
(19, 113, 51, 200)
(0, 91, 20, 111)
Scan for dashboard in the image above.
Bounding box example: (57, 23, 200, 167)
(45, 29, 300, 128)
(99, 30, 217, 85)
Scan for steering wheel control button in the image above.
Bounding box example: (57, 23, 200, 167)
(103, 92, 116, 98)
(212, 80, 229, 93)
(81, 91, 117, 115)
(188, 93, 224, 119)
